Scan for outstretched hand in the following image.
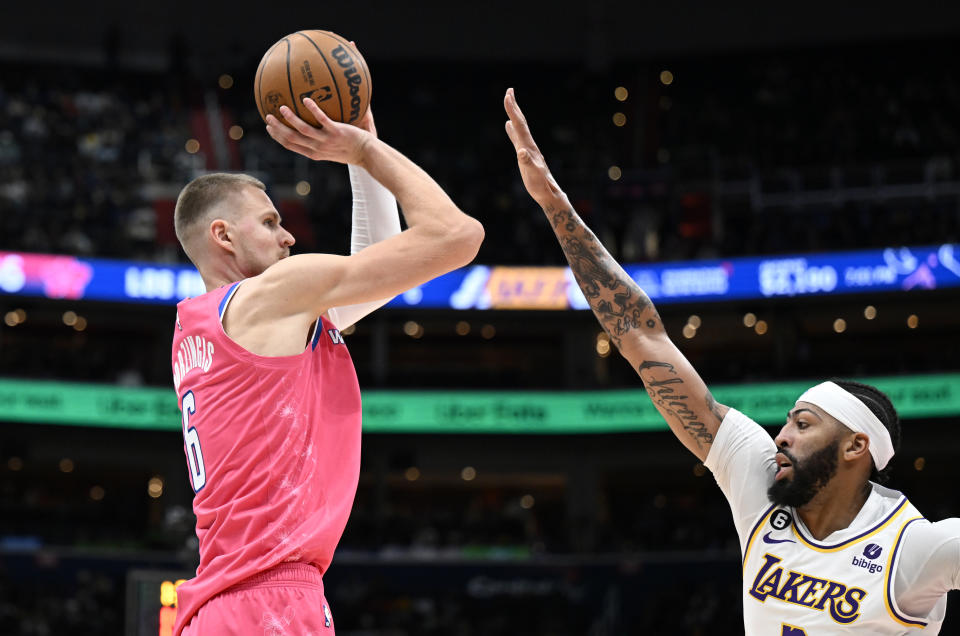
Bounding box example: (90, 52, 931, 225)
(503, 88, 566, 210)
(265, 97, 373, 166)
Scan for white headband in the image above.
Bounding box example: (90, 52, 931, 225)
(796, 381, 895, 470)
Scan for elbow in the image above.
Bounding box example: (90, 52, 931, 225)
(416, 207, 484, 270)
(615, 330, 665, 364)
(464, 217, 485, 261)
(448, 215, 484, 267)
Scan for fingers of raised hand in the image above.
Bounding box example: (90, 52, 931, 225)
(277, 104, 325, 140)
(504, 90, 532, 132)
(300, 97, 339, 130)
(264, 114, 294, 143)
(504, 90, 540, 150)
(265, 114, 321, 160)
(504, 88, 524, 119)
(504, 120, 520, 147)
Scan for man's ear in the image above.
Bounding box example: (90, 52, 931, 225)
(209, 219, 234, 254)
(843, 432, 871, 464)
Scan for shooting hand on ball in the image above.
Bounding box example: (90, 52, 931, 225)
(504, 88, 567, 210)
(266, 97, 372, 166)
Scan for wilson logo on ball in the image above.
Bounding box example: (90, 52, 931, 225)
(331, 45, 363, 122)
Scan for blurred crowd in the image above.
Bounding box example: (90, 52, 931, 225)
(0, 563, 122, 636)
(2, 36, 960, 634)
(5, 418, 958, 634)
(0, 552, 742, 636)
(0, 464, 736, 558)
(653, 40, 960, 260)
(1, 38, 958, 268)
(661, 41, 960, 172)
(0, 68, 192, 262)
(4, 450, 955, 556)
(0, 473, 745, 635)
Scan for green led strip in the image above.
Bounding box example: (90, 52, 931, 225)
(0, 374, 957, 433)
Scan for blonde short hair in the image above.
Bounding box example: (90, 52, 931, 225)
(174, 173, 266, 263)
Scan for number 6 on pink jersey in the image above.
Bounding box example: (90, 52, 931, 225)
(181, 391, 207, 492)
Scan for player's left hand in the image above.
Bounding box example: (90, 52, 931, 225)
(504, 88, 567, 211)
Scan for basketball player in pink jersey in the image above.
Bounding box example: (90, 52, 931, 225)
(504, 88, 960, 634)
(170, 98, 483, 636)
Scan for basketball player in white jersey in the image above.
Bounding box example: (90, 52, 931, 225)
(503, 87, 960, 634)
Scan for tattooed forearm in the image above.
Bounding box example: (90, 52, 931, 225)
(638, 360, 714, 449)
(546, 205, 659, 349)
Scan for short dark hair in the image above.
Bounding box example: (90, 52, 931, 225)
(830, 379, 901, 484)
(174, 173, 266, 260)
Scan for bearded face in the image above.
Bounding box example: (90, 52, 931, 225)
(768, 438, 840, 507)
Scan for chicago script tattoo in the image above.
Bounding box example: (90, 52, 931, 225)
(637, 360, 714, 449)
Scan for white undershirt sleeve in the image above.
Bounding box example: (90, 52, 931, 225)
(325, 165, 402, 331)
(894, 518, 960, 618)
(703, 408, 780, 552)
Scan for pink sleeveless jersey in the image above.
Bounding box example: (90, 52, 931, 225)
(170, 282, 362, 635)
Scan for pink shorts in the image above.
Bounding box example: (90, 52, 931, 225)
(182, 563, 334, 635)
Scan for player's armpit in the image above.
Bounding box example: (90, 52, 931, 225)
(630, 332, 729, 462)
(325, 298, 392, 331)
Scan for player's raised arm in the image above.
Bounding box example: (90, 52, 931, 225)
(324, 107, 406, 331)
(257, 98, 484, 318)
(504, 88, 727, 461)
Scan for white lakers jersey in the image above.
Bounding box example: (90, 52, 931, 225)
(741, 492, 942, 634)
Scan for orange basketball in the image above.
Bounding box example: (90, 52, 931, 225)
(254, 30, 371, 127)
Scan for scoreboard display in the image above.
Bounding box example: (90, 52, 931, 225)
(125, 570, 192, 636)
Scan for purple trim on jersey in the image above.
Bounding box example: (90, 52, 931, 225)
(886, 517, 928, 627)
(743, 503, 777, 566)
(218, 282, 242, 320)
(791, 496, 907, 550)
(310, 318, 323, 350)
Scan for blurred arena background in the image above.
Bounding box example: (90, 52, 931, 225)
(1, 1, 960, 634)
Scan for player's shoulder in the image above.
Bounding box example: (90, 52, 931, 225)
(719, 407, 758, 427)
(712, 407, 776, 452)
(178, 282, 237, 307)
(866, 483, 948, 548)
(897, 515, 960, 572)
(865, 482, 921, 523)
(174, 282, 244, 335)
(903, 515, 960, 538)
(236, 255, 345, 322)
(871, 482, 906, 504)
